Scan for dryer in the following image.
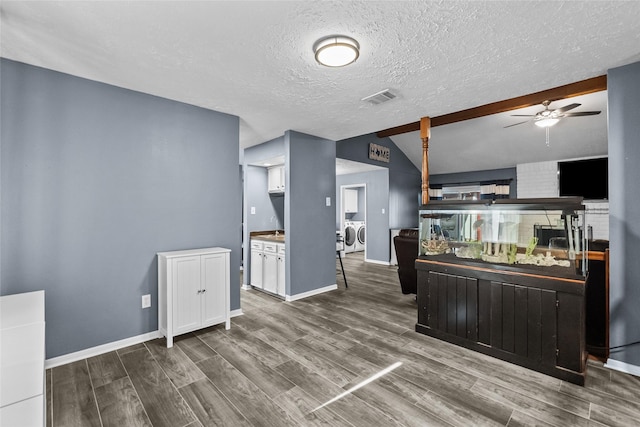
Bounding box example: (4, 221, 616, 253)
(354, 221, 365, 252)
(343, 221, 356, 253)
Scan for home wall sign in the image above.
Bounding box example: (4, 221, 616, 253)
(369, 143, 390, 163)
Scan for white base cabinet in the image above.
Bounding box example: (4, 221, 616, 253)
(158, 247, 230, 348)
(250, 240, 264, 289)
(277, 244, 286, 297)
(250, 239, 286, 297)
(262, 242, 279, 294)
(0, 291, 45, 427)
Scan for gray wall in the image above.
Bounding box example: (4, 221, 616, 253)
(286, 131, 336, 296)
(608, 60, 640, 367)
(243, 136, 285, 165)
(389, 170, 421, 228)
(337, 170, 390, 262)
(1, 59, 242, 358)
(336, 133, 420, 261)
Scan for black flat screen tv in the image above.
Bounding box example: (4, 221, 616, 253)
(558, 157, 608, 200)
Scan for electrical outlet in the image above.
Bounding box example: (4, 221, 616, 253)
(142, 294, 151, 308)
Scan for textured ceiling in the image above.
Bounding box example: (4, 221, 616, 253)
(2, 1, 639, 173)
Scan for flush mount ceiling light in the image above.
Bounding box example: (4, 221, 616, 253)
(313, 35, 359, 67)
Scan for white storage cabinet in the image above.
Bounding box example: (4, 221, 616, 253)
(250, 239, 286, 297)
(276, 243, 286, 297)
(250, 240, 264, 289)
(268, 165, 285, 194)
(344, 188, 358, 213)
(158, 247, 230, 348)
(0, 291, 45, 427)
(262, 242, 279, 294)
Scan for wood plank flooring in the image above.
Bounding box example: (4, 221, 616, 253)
(47, 253, 640, 426)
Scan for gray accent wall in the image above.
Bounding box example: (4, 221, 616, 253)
(337, 170, 390, 263)
(608, 60, 640, 367)
(285, 131, 336, 296)
(336, 133, 420, 262)
(1, 59, 241, 358)
(337, 133, 420, 229)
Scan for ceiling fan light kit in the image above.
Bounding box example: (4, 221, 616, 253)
(313, 35, 359, 67)
(535, 117, 560, 128)
(506, 100, 601, 129)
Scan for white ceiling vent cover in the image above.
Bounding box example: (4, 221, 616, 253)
(361, 89, 396, 105)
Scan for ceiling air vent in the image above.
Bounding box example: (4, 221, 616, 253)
(361, 89, 396, 105)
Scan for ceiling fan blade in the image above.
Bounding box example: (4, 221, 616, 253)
(510, 114, 536, 117)
(504, 120, 530, 128)
(554, 103, 581, 114)
(563, 111, 601, 117)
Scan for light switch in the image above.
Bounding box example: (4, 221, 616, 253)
(326, 197, 331, 207)
(382, 208, 386, 214)
(251, 207, 256, 215)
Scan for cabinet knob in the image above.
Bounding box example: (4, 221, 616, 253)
(201, 289, 206, 293)
(197, 289, 202, 294)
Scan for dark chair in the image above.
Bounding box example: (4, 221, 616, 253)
(393, 228, 419, 294)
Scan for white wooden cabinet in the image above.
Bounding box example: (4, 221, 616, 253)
(250, 240, 264, 289)
(262, 242, 278, 294)
(250, 239, 286, 297)
(344, 188, 358, 213)
(158, 247, 230, 348)
(0, 291, 45, 427)
(277, 243, 286, 297)
(268, 165, 285, 194)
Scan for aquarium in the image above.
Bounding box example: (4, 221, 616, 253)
(418, 198, 587, 275)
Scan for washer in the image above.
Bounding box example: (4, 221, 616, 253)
(343, 221, 356, 253)
(355, 221, 365, 252)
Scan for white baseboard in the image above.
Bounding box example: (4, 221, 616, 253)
(365, 258, 391, 266)
(241, 284, 252, 290)
(45, 330, 162, 369)
(45, 310, 244, 369)
(286, 284, 337, 302)
(604, 358, 640, 377)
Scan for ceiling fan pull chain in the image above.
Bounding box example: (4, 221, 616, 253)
(546, 127, 550, 147)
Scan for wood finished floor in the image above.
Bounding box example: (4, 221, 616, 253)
(47, 253, 640, 427)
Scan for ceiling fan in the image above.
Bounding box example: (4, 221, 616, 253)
(505, 100, 601, 129)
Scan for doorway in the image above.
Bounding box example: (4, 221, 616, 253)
(340, 184, 367, 258)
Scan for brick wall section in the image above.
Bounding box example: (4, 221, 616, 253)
(516, 160, 559, 198)
(517, 160, 609, 240)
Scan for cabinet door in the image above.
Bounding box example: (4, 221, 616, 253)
(250, 249, 263, 288)
(268, 166, 284, 193)
(278, 166, 285, 192)
(277, 255, 286, 297)
(344, 188, 358, 213)
(263, 252, 278, 294)
(172, 256, 202, 335)
(201, 253, 227, 326)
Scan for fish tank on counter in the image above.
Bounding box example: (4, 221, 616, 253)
(418, 198, 587, 276)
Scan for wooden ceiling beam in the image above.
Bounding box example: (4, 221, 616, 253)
(376, 75, 607, 138)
